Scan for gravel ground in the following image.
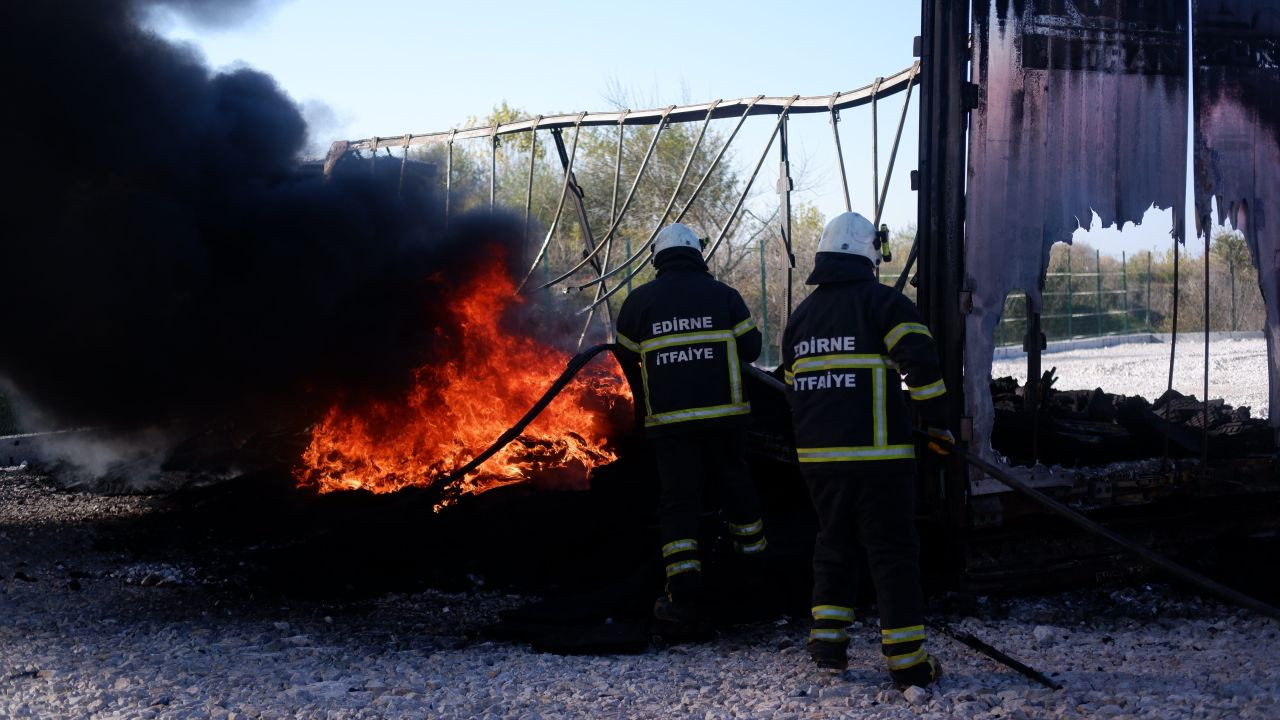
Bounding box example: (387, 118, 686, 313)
(992, 336, 1270, 419)
(2, 468, 1279, 719)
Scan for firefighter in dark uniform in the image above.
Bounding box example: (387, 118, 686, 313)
(614, 223, 768, 627)
(781, 211, 953, 687)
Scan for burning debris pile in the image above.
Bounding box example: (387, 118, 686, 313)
(990, 370, 1275, 467)
(295, 257, 631, 500)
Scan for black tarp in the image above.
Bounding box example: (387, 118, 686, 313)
(966, 0, 1190, 456)
(1193, 0, 1280, 431)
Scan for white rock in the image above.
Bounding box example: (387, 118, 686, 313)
(904, 685, 931, 705)
(1033, 625, 1058, 647)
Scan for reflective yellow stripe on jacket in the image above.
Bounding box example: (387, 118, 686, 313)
(788, 353, 914, 464)
(638, 329, 748, 427)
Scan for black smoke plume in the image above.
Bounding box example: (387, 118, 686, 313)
(0, 1, 509, 443)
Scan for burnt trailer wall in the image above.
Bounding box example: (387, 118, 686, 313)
(965, 0, 1192, 457)
(1194, 0, 1280, 434)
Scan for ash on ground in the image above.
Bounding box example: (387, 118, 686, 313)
(1, 468, 1276, 720)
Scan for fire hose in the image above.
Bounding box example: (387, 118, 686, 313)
(434, 343, 621, 496)
(914, 429, 1280, 624)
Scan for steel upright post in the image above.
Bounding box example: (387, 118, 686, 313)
(759, 235, 769, 367)
(1122, 252, 1130, 334)
(917, 0, 970, 538)
(778, 116, 795, 321)
(1152, 249, 1162, 330)
(1066, 247, 1074, 339)
(1229, 250, 1237, 333)
(1095, 249, 1103, 336)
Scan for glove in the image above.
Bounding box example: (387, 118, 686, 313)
(926, 428, 955, 456)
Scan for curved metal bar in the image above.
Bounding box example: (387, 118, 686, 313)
(488, 124, 498, 208)
(610, 112, 628, 222)
(703, 96, 799, 262)
(828, 93, 852, 212)
(873, 62, 919, 228)
(576, 103, 719, 344)
(397, 133, 411, 196)
(515, 114, 586, 293)
(578, 97, 794, 315)
(522, 116, 543, 236)
(536, 106, 676, 290)
(444, 130, 455, 226)
(870, 76, 882, 215)
(350, 64, 920, 151)
(575, 96, 764, 290)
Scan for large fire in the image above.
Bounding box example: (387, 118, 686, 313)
(294, 258, 632, 501)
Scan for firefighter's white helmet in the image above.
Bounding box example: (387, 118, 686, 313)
(817, 211, 881, 265)
(652, 223, 702, 260)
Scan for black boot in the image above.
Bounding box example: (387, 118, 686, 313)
(652, 595, 713, 645)
(890, 653, 942, 688)
(807, 639, 849, 671)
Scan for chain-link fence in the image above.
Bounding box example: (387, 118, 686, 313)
(995, 240, 1265, 346)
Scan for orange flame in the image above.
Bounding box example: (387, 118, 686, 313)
(294, 258, 631, 502)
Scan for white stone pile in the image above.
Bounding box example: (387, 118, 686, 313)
(2, 469, 1277, 719)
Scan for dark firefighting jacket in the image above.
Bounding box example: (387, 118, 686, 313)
(615, 248, 762, 438)
(782, 253, 946, 476)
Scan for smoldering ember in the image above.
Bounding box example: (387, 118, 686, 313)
(1, 1, 1277, 719)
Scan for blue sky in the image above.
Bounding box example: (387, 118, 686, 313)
(155, 0, 1189, 256)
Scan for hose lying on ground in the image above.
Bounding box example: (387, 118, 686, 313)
(927, 619, 1062, 690)
(918, 430, 1280, 623)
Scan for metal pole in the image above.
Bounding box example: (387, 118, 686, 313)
(1095, 249, 1103, 337)
(778, 114, 795, 321)
(489, 127, 497, 209)
(1169, 237, 1181, 393)
(1229, 249, 1237, 333)
(1152, 249, 1162, 330)
(611, 118, 626, 223)
(397, 133, 410, 197)
(1122, 251, 1130, 335)
(759, 235, 769, 367)
(874, 61, 920, 228)
(1026, 309, 1042, 465)
(925, 431, 1280, 623)
(1203, 230, 1211, 466)
(444, 131, 455, 228)
(1066, 247, 1074, 339)
(870, 77, 882, 217)
(828, 99, 852, 212)
(916, 0, 970, 536)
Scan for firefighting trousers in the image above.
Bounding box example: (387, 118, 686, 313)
(653, 428, 767, 604)
(806, 472, 928, 670)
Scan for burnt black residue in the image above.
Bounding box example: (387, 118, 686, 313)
(0, 1, 516, 431)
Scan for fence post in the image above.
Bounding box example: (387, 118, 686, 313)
(1122, 251, 1130, 334)
(1095, 249, 1103, 336)
(1229, 250, 1237, 333)
(759, 235, 769, 366)
(1145, 251, 1152, 332)
(996, 299, 1005, 346)
(1066, 247, 1074, 339)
